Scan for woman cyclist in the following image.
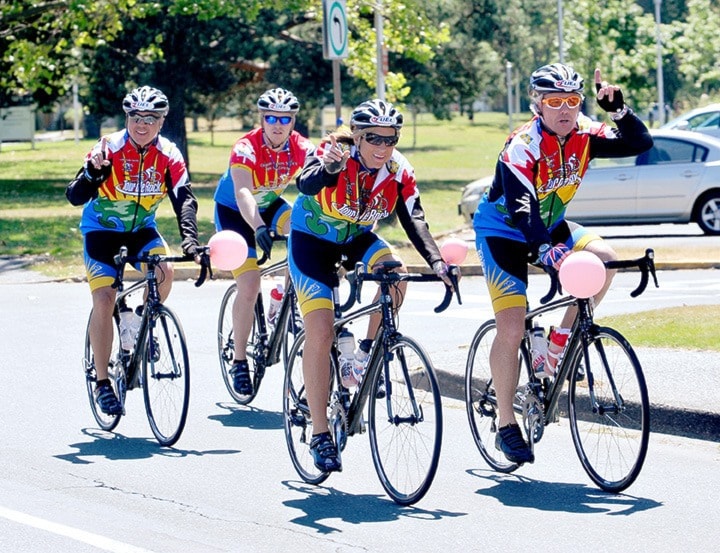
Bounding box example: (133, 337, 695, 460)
(473, 64, 653, 465)
(289, 99, 454, 473)
(213, 88, 314, 395)
(66, 86, 201, 415)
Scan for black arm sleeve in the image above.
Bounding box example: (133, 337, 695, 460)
(297, 154, 340, 195)
(591, 110, 654, 158)
(65, 166, 108, 206)
(395, 182, 443, 269)
(168, 175, 200, 253)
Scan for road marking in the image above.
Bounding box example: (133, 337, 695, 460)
(0, 505, 156, 553)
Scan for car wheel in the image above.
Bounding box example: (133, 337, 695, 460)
(694, 191, 720, 235)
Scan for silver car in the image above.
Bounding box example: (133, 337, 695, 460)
(662, 104, 720, 139)
(457, 129, 720, 235)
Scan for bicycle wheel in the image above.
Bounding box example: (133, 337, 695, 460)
(282, 332, 330, 485)
(567, 326, 650, 492)
(280, 285, 303, 366)
(369, 336, 442, 505)
(83, 310, 124, 431)
(464, 320, 521, 473)
(141, 305, 190, 447)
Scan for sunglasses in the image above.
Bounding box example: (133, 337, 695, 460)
(264, 115, 293, 125)
(541, 96, 583, 109)
(363, 133, 399, 147)
(129, 114, 161, 125)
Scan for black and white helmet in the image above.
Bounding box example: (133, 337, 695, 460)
(257, 88, 300, 113)
(122, 86, 169, 115)
(530, 63, 584, 94)
(350, 99, 403, 130)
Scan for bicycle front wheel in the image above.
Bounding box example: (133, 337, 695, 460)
(282, 332, 330, 485)
(567, 326, 650, 492)
(83, 309, 124, 431)
(141, 305, 190, 447)
(465, 320, 521, 473)
(369, 336, 442, 506)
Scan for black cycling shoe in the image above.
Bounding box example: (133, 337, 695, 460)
(495, 424, 534, 464)
(230, 360, 253, 395)
(310, 432, 342, 473)
(94, 383, 122, 416)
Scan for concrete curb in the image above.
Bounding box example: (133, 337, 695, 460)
(435, 368, 720, 443)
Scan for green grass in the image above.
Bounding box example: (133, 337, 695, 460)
(597, 305, 720, 351)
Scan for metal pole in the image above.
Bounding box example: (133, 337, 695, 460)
(333, 59, 342, 127)
(506, 61, 513, 133)
(558, 0, 564, 63)
(654, 0, 665, 124)
(375, 1, 385, 101)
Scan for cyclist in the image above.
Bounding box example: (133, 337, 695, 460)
(66, 85, 201, 416)
(289, 99, 454, 472)
(213, 88, 314, 395)
(473, 64, 653, 464)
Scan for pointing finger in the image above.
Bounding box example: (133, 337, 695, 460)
(595, 68, 602, 93)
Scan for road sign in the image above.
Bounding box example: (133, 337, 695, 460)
(323, 0, 349, 60)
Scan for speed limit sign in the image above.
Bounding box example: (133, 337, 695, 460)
(323, 0, 349, 60)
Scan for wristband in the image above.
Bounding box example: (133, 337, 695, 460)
(610, 105, 630, 121)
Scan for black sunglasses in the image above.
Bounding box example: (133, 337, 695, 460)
(363, 133, 399, 147)
(264, 115, 293, 125)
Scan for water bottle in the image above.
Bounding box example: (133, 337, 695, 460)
(530, 323, 550, 378)
(353, 339, 372, 384)
(267, 283, 284, 326)
(337, 328, 357, 388)
(546, 327, 571, 375)
(118, 307, 136, 351)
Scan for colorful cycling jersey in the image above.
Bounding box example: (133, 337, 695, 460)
(77, 130, 190, 234)
(474, 112, 653, 253)
(292, 142, 442, 268)
(213, 127, 314, 211)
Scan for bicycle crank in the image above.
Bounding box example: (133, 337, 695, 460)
(522, 392, 545, 445)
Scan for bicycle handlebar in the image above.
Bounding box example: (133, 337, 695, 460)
(257, 231, 288, 266)
(343, 261, 462, 314)
(539, 248, 658, 304)
(112, 245, 212, 289)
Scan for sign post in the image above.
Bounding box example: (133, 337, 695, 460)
(322, 0, 349, 126)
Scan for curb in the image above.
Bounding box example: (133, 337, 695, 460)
(435, 368, 720, 443)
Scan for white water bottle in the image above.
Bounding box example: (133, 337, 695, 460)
(118, 307, 136, 351)
(353, 339, 372, 384)
(267, 283, 284, 326)
(531, 323, 549, 378)
(337, 328, 357, 388)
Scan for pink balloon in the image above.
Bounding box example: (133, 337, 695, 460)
(208, 230, 248, 271)
(440, 238, 469, 265)
(559, 251, 606, 298)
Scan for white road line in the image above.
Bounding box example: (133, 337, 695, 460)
(0, 506, 156, 553)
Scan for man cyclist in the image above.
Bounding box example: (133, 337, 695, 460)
(213, 88, 314, 396)
(473, 64, 653, 464)
(289, 99, 454, 473)
(66, 85, 201, 415)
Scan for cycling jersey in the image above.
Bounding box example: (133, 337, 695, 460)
(474, 112, 653, 255)
(213, 127, 314, 211)
(66, 129, 198, 245)
(291, 142, 442, 268)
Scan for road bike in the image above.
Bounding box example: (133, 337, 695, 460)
(83, 247, 210, 446)
(217, 235, 302, 404)
(283, 261, 461, 505)
(465, 249, 658, 492)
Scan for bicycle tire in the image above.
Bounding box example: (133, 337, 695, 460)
(369, 336, 443, 505)
(282, 332, 330, 485)
(141, 305, 190, 447)
(464, 320, 521, 473)
(567, 326, 650, 492)
(280, 284, 303, 367)
(83, 309, 124, 431)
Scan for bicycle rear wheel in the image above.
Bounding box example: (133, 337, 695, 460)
(282, 332, 330, 485)
(83, 309, 124, 431)
(141, 305, 190, 447)
(464, 320, 521, 473)
(218, 283, 256, 404)
(369, 336, 442, 505)
(567, 326, 650, 492)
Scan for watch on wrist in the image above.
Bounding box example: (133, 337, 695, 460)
(610, 105, 630, 121)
